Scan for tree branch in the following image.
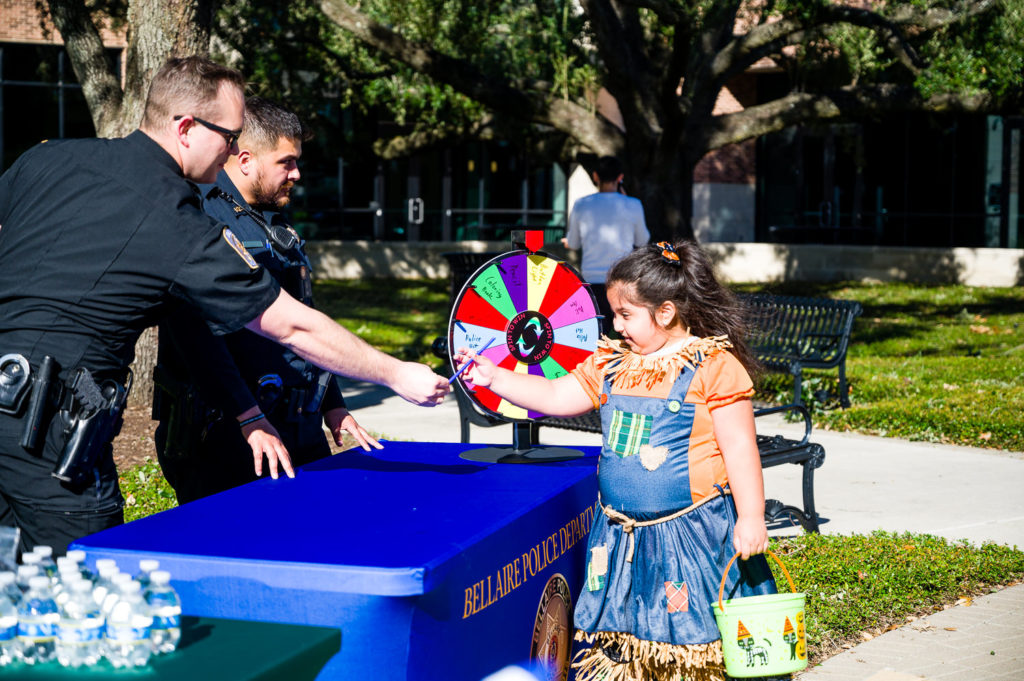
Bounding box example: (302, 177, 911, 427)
(579, 0, 661, 138)
(615, 0, 682, 24)
(710, 0, 998, 86)
(46, 0, 124, 137)
(317, 0, 623, 156)
(702, 84, 997, 151)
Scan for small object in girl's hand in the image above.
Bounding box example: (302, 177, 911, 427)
(450, 336, 497, 384)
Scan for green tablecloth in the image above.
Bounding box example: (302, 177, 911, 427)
(1, 616, 341, 680)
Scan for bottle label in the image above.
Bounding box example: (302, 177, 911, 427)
(58, 619, 104, 643)
(17, 621, 56, 641)
(106, 625, 151, 643)
(0, 618, 16, 641)
(153, 614, 181, 630)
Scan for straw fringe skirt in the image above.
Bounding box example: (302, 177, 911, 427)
(572, 630, 726, 681)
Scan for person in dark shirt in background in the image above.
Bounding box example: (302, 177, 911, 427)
(155, 97, 381, 504)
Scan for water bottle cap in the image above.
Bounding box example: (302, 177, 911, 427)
(121, 580, 142, 594)
(17, 565, 40, 578)
(58, 566, 82, 579)
(21, 553, 42, 565)
(95, 558, 117, 571)
(28, 575, 50, 589)
(31, 545, 54, 558)
(98, 565, 119, 578)
(0, 571, 14, 585)
(57, 556, 77, 570)
(71, 579, 93, 593)
(112, 572, 133, 585)
(65, 549, 86, 563)
(139, 559, 160, 572)
(150, 570, 171, 584)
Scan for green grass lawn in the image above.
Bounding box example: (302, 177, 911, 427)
(738, 282, 1024, 451)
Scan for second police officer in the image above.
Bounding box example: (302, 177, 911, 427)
(155, 97, 382, 504)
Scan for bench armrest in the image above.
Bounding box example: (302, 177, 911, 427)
(754, 403, 812, 446)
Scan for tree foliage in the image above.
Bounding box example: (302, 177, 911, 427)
(34, 1, 1024, 241)
(311, 0, 1024, 238)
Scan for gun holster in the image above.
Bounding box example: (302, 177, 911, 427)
(52, 368, 131, 484)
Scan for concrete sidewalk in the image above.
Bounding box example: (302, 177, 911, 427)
(338, 378, 1024, 681)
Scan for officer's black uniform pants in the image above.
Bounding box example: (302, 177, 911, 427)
(0, 410, 123, 556)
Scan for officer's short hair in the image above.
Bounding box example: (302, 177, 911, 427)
(595, 156, 623, 183)
(239, 97, 311, 154)
(142, 57, 245, 131)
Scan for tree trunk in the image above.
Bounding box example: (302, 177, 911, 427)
(120, 0, 214, 408)
(118, 0, 215, 135)
(627, 153, 696, 243)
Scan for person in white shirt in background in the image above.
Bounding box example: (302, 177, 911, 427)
(563, 156, 650, 332)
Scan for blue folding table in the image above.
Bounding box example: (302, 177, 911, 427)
(72, 441, 599, 680)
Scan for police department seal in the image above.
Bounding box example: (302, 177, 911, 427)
(530, 573, 572, 681)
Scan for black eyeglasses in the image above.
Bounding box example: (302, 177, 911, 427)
(174, 115, 242, 148)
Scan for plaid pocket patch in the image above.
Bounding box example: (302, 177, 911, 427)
(665, 581, 689, 613)
(607, 410, 652, 458)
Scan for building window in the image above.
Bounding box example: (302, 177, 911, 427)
(0, 44, 118, 171)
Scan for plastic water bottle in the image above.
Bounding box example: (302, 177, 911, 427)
(30, 546, 57, 581)
(63, 550, 95, 583)
(102, 573, 133, 618)
(19, 554, 43, 580)
(0, 586, 17, 666)
(56, 579, 104, 667)
(0, 572, 20, 605)
(135, 559, 160, 591)
(56, 562, 92, 608)
(16, 565, 40, 592)
(92, 563, 119, 607)
(94, 558, 118, 578)
(144, 571, 181, 654)
(104, 581, 152, 668)
(16, 575, 59, 664)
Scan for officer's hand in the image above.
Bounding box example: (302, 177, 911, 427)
(240, 417, 295, 480)
(324, 407, 383, 452)
(390, 362, 449, 407)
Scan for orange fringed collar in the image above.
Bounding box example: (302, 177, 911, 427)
(592, 335, 734, 391)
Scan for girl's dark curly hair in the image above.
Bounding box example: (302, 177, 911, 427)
(605, 240, 759, 375)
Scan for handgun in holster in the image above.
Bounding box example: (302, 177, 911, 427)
(52, 368, 132, 484)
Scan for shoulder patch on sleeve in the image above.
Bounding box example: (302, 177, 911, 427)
(222, 227, 259, 270)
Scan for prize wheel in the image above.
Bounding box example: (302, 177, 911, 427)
(448, 249, 601, 423)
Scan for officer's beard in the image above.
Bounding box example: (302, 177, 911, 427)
(250, 167, 293, 211)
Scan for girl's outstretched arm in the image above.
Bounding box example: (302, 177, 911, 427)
(712, 398, 769, 560)
(454, 347, 594, 417)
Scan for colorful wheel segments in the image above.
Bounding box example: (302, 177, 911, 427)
(449, 250, 601, 421)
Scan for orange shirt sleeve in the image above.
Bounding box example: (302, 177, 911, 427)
(695, 350, 755, 410)
(570, 352, 603, 410)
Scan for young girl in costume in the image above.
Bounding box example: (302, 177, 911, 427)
(455, 240, 777, 681)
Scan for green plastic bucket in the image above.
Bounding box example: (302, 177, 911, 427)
(712, 550, 808, 678)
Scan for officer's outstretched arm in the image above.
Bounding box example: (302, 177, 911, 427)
(247, 290, 449, 407)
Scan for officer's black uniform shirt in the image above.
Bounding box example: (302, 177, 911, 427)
(157, 170, 344, 418)
(0, 132, 280, 377)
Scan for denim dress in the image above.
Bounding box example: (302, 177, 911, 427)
(572, 345, 776, 681)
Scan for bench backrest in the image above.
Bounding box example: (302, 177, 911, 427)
(442, 252, 505, 303)
(738, 293, 862, 371)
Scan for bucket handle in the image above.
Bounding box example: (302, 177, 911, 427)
(718, 549, 797, 612)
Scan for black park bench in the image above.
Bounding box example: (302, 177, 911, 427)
(432, 252, 829, 532)
(738, 293, 862, 408)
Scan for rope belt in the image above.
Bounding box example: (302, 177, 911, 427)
(600, 488, 732, 563)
